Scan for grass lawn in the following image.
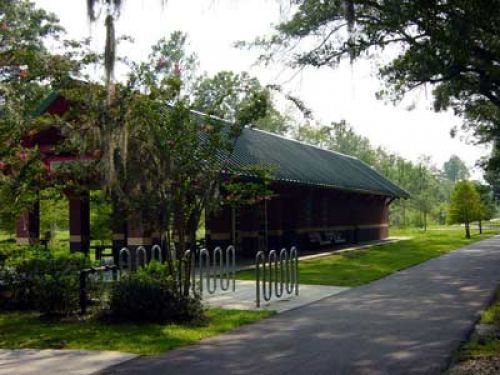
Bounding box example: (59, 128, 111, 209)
(0, 309, 272, 355)
(238, 228, 497, 287)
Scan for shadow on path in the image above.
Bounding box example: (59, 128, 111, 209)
(102, 236, 500, 375)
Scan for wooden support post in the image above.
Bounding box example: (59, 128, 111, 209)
(68, 191, 90, 254)
(16, 201, 40, 246)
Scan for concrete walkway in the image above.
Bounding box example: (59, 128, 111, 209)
(203, 280, 349, 313)
(0, 349, 137, 375)
(102, 236, 500, 375)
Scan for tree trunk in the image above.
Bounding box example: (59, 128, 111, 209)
(402, 201, 406, 227)
(423, 211, 427, 232)
(465, 221, 471, 239)
(479, 220, 482, 234)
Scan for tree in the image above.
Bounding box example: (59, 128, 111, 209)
(474, 183, 497, 233)
(251, 0, 500, 171)
(253, 106, 293, 135)
(443, 155, 470, 182)
(54, 33, 269, 293)
(447, 181, 481, 238)
(0, 0, 81, 219)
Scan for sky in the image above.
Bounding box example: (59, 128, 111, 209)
(35, 0, 490, 178)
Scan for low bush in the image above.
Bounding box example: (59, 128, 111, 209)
(109, 262, 203, 324)
(33, 273, 80, 316)
(0, 249, 89, 314)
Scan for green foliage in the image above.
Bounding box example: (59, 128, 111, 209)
(0, 211, 16, 238)
(89, 191, 112, 241)
(1, 249, 88, 311)
(33, 273, 79, 316)
(448, 181, 482, 224)
(447, 181, 482, 237)
(0, 0, 84, 218)
(39, 189, 68, 240)
(223, 165, 275, 208)
(252, 106, 293, 135)
(475, 183, 497, 222)
(57, 32, 271, 259)
(109, 262, 203, 324)
(443, 155, 470, 183)
(252, 0, 500, 173)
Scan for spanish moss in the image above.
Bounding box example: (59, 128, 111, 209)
(104, 14, 115, 88)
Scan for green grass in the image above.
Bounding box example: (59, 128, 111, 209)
(0, 309, 272, 355)
(460, 289, 500, 359)
(238, 228, 496, 287)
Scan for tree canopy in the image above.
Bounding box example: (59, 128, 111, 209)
(252, 0, 500, 172)
(447, 180, 481, 238)
(0, 0, 80, 215)
(443, 155, 470, 182)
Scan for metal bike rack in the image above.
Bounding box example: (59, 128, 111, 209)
(199, 245, 236, 296)
(256, 246, 299, 308)
(221, 245, 236, 293)
(119, 247, 132, 271)
(151, 244, 163, 262)
(136, 246, 148, 268)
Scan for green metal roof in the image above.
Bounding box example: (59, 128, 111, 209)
(34, 92, 408, 198)
(229, 127, 409, 198)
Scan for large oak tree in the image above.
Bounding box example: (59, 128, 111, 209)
(252, 0, 500, 172)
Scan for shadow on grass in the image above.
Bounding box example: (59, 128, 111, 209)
(0, 309, 272, 355)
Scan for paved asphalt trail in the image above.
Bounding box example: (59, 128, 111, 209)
(102, 236, 500, 375)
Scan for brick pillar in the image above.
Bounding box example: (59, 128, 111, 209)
(16, 201, 40, 245)
(112, 227, 127, 250)
(151, 230, 162, 247)
(127, 212, 152, 248)
(68, 191, 90, 254)
(126, 211, 152, 269)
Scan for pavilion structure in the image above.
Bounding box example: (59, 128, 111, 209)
(14, 93, 409, 257)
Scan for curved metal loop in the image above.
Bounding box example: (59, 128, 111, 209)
(276, 248, 288, 298)
(255, 247, 299, 307)
(136, 246, 148, 268)
(214, 247, 223, 290)
(199, 248, 216, 295)
(119, 247, 131, 271)
(255, 251, 266, 307)
(151, 244, 163, 263)
(226, 245, 236, 292)
(198, 246, 236, 296)
(268, 250, 277, 300)
(290, 246, 299, 296)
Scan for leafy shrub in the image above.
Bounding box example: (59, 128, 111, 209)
(0, 249, 89, 313)
(33, 273, 80, 316)
(109, 262, 203, 324)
